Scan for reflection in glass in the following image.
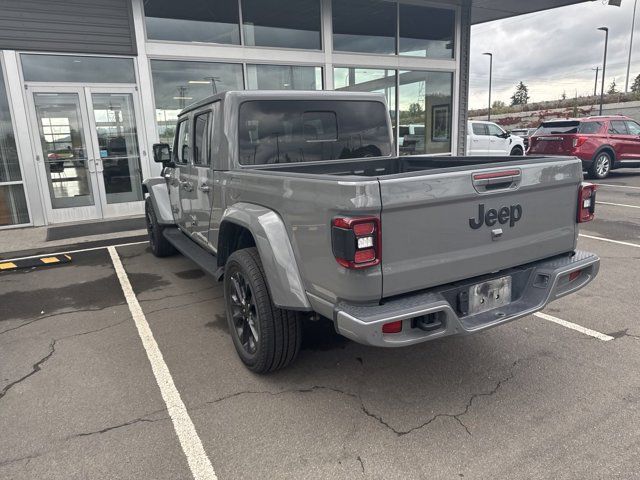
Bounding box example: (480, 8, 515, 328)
(34, 93, 94, 209)
(0, 70, 21, 183)
(332, 0, 396, 54)
(21, 55, 135, 84)
(399, 5, 455, 58)
(0, 67, 29, 226)
(92, 93, 143, 205)
(246, 64, 322, 90)
(150, 60, 243, 144)
(242, 0, 321, 49)
(398, 71, 453, 155)
(334, 67, 396, 146)
(0, 185, 29, 226)
(143, 0, 240, 44)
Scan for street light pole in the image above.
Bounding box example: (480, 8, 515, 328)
(483, 52, 493, 121)
(592, 67, 599, 97)
(625, 0, 638, 92)
(598, 27, 609, 115)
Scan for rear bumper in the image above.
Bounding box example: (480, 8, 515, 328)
(335, 250, 599, 347)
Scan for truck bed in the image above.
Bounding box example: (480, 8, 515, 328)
(225, 155, 583, 301)
(245, 155, 560, 179)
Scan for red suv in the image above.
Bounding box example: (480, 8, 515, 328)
(528, 116, 640, 179)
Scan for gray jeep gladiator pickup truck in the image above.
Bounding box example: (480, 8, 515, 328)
(144, 90, 600, 373)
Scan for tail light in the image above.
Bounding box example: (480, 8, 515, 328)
(572, 136, 588, 149)
(331, 216, 381, 269)
(578, 183, 597, 223)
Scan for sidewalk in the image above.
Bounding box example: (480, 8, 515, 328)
(0, 216, 148, 259)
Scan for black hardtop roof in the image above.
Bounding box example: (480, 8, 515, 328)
(178, 90, 388, 117)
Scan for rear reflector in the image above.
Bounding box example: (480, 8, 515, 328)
(382, 320, 403, 334)
(578, 183, 597, 223)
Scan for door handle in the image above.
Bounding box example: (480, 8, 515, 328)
(199, 183, 210, 193)
(95, 159, 104, 173)
(88, 159, 96, 173)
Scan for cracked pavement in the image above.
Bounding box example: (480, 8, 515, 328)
(1, 173, 640, 479)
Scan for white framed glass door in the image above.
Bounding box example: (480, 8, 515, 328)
(86, 87, 147, 219)
(27, 85, 148, 223)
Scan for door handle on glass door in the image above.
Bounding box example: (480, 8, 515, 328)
(95, 159, 104, 173)
(88, 159, 96, 173)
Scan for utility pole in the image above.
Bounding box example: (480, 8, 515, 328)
(592, 67, 600, 96)
(598, 27, 609, 115)
(483, 52, 493, 121)
(625, 0, 638, 92)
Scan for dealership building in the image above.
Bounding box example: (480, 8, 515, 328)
(0, 0, 588, 229)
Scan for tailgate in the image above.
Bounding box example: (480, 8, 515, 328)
(529, 135, 574, 155)
(378, 158, 581, 298)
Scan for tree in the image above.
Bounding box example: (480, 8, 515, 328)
(510, 82, 530, 106)
(408, 103, 424, 115)
(631, 74, 640, 94)
(607, 79, 619, 95)
(492, 100, 506, 109)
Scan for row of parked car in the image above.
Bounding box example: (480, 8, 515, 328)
(466, 115, 640, 179)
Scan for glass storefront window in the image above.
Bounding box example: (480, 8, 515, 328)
(246, 65, 322, 90)
(332, 0, 397, 54)
(399, 5, 455, 59)
(150, 60, 243, 144)
(242, 0, 321, 50)
(143, 0, 240, 44)
(21, 55, 135, 84)
(334, 67, 396, 142)
(0, 66, 29, 226)
(398, 71, 453, 155)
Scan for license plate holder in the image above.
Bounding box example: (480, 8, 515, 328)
(468, 276, 512, 315)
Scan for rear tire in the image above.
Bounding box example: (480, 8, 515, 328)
(224, 247, 302, 373)
(588, 151, 612, 179)
(145, 197, 176, 257)
(510, 146, 524, 156)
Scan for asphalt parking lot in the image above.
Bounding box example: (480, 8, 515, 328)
(1, 171, 639, 480)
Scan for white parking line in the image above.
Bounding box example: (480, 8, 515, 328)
(2, 240, 148, 263)
(108, 246, 217, 480)
(579, 234, 640, 249)
(597, 201, 640, 209)
(594, 183, 640, 190)
(534, 312, 614, 342)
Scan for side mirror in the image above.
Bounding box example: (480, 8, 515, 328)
(153, 143, 172, 165)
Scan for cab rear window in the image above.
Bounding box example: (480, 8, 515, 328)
(238, 100, 392, 165)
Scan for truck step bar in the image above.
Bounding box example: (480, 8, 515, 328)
(162, 227, 222, 279)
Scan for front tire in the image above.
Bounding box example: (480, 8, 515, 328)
(224, 248, 302, 373)
(510, 146, 524, 156)
(145, 197, 176, 257)
(589, 151, 612, 179)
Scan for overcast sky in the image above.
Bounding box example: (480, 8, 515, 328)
(469, 0, 640, 109)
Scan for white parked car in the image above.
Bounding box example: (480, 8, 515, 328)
(467, 121, 526, 156)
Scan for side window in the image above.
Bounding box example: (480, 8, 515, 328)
(487, 123, 504, 136)
(472, 123, 487, 135)
(609, 120, 629, 135)
(194, 112, 211, 166)
(175, 119, 191, 164)
(625, 121, 640, 136)
(578, 122, 603, 134)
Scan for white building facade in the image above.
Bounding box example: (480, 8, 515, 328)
(0, 0, 588, 228)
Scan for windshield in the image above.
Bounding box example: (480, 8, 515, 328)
(238, 100, 392, 165)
